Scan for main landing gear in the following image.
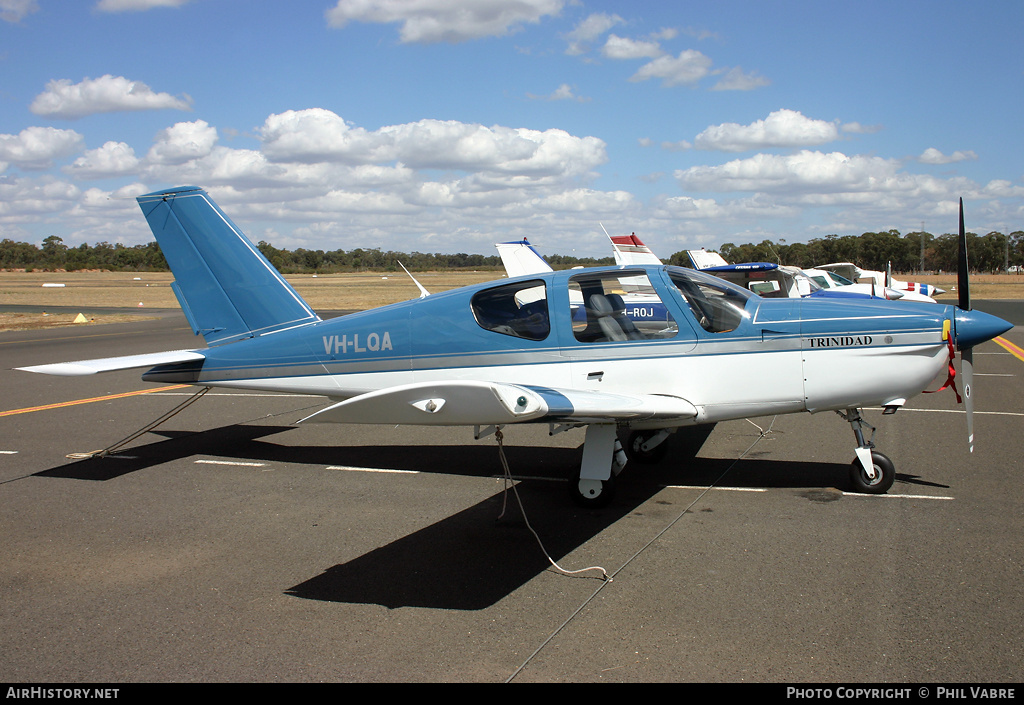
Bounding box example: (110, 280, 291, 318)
(838, 408, 896, 494)
(568, 424, 626, 508)
(565, 423, 715, 508)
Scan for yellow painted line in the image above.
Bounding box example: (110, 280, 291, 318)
(0, 384, 191, 417)
(994, 336, 1024, 363)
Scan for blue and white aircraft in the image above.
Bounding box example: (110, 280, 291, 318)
(686, 248, 915, 300)
(18, 187, 1011, 506)
(815, 262, 945, 301)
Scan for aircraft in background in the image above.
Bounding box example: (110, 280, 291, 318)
(19, 188, 1011, 506)
(685, 248, 918, 300)
(815, 262, 945, 301)
(608, 231, 662, 267)
(496, 236, 672, 329)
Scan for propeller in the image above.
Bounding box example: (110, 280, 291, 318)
(956, 198, 975, 452)
(946, 198, 1013, 454)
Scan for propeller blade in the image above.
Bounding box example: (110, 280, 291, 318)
(962, 347, 974, 453)
(957, 197, 971, 311)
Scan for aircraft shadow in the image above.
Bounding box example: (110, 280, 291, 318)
(34, 425, 945, 610)
(282, 456, 907, 611)
(33, 423, 583, 482)
(286, 481, 638, 610)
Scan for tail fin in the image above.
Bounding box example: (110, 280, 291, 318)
(686, 248, 730, 270)
(605, 230, 663, 266)
(495, 238, 553, 277)
(137, 186, 319, 346)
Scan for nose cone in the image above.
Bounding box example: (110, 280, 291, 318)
(930, 285, 946, 296)
(954, 308, 1013, 349)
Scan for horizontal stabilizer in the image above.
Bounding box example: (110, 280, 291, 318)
(16, 350, 205, 376)
(299, 380, 697, 426)
(137, 187, 319, 346)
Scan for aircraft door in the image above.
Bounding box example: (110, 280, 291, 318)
(554, 269, 697, 396)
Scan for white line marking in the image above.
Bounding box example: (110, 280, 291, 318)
(326, 465, 419, 474)
(195, 459, 267, 467)
(0, 450, 18, 454)
(665, 485, 768, 492)
(665, 484, 952, 500)
(841, 492, 954, 500)
(494, 475, 563, 482)
(900, 408, 1024, 417)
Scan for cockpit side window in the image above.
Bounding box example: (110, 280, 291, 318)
(471, 280, 550, 341)
(568, 271, 677, 343)
(667, 267, 752, 334)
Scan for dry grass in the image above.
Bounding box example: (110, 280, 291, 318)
(911, 274, 1024, 301)
(0, 271, 506, 330)
(1, 270, 1021, 332)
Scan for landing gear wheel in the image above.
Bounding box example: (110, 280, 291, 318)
(624, 430, 670, 465)
(849, 451, 895, 494)
(568, 471, 616, 508)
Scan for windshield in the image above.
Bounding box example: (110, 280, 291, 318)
(826, 271, 855, 286)
(665, 266, 753, 333)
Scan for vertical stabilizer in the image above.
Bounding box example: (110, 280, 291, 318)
(608, 232, 662, 266)
(495, 238, 553, 277)
(137, 186, 319, 346)
(686, 248, 730, 270)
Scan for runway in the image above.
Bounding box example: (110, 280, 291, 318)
(2, 304, 1022, 683)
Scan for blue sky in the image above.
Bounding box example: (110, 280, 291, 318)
(1, 0, 1021, 260)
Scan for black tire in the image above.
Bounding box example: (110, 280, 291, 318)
(849, 451, 895, 494)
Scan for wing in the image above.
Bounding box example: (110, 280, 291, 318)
(816, 262, 862, 282)
(298, 380, 697, 426)
(16, 350, 206, 376)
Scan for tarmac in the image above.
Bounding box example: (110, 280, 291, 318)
(1, 302, 1022, 683)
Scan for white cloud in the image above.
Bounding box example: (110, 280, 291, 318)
(258, 108, 606, 181)
(918, 147, 978, 165)
(146, 120, 218, 165)
(259, 109, 389, 164)
(1, 0, 38, 22)
(694, 110, 840, 152)
(94, 0, 192, 11)
(526, 83, 588, 102)
(661, 140, 692, 152)
(601, 34, 663, 60)
(0, 126, 84, 169)
(63, 141, 140, 178)
(0, 178, 81, 224)
(30, 75, 193, 119)
(325, 0, 564, 44)
(841, 122, 882, 135)
(711, 67, 771, 91)
(629, 50, 713, 87)
(676, 150, 922, 197)
(562, 11, 622, 55)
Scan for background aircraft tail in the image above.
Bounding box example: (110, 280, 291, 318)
(608, 232, 662, 266)
(495, 238, 553, 277)
(137, 186, 320, 346)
